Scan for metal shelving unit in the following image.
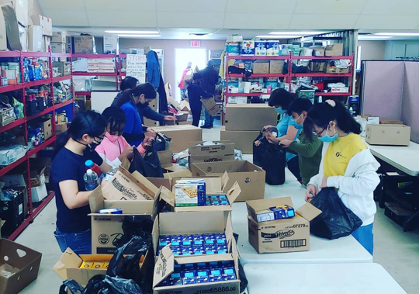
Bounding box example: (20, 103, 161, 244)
(0, 51, 75, 240)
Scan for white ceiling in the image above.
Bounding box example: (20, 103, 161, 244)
(38, 0, 419, 40)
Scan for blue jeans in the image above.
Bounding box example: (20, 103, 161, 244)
(352, 223, 374, 255)
(204, 108, 214, 126)
(54, 227, 92, 255)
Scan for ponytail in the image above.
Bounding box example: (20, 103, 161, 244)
(116, 83, 157, 107)
(116, 89, 134, 107)
(304, 100, 361, 138)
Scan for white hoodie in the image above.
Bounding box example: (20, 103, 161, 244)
(309, 142, 380, 226)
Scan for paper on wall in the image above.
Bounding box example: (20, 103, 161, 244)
(126, 54, 146, 84)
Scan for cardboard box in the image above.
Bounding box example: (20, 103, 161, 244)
(200, 96, 220, 117)
(31, 15, 52, 36)
(18, 23, 27, 51)
(153, 125, 202, 153)
(53, 247, 112, 286)
(51, 42, 66, 53)
(330, 87, 349, 93)
(253, 61, 269, 74)
(1, 4, 22, 51)
(269, 60, 284, 74)
(103, 34, 119, 54)
(0, 186, 25, 236)
(309, 61, 326, 72)
(37, 117, 52, 140)
(325, 66, 350, 74)
(190, 160, 265, 202)
(0, 239, 42, 294)
(0, 0, 28, 27)
(31, 182, 47, 202)
(189, 141, 235, 168)
(325, 43, 343, 56)
(380, 119, 404, 125)
(163, 168, 192, 180)
(0, 9, 6, 50)
(30, 157, 51, 184)
(224, 104, 277, 131)
(247, 197, 321, 254)
(74, 35, 96, 54)
(66, 36, 73, 53)
(42, 35, 50, 52)
(311, 47, 325, 56)
(55, 121, 67, 135)
(366, 124, 411, 146)
(220, 127, 259, 154)
(147, 177, 171, 191)
(27, 25, 42, 52)
(52, 31, 67, 43)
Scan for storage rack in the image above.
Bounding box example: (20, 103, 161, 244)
(224, 52, 354, 99)
(0, 51, 75, 240)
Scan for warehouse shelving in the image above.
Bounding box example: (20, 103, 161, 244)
(0, 51, 75, 240)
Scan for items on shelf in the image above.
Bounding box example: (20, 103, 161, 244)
(53, 81, 71, 103)
(0, 144, 28, 166)
(0, 185, 25, 237)
(52, 61, 71, 77)
(23, 58, 49, 82)
(1, 62, 21, 85)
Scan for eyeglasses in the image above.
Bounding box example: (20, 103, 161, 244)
(312, 128, 326, 137)
(92, 135, 105, 144)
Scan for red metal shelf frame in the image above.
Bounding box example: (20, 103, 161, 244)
(54, 99, 73, 109)
(225, 92, 266, 97)
(291, 73, 353, 78)
(53, 75, 72, 82)
(75, 92, 92, 96)
(315, 92, 351, 96)
(226, 55, 289, 60)
(228, 73, 287, 78)
(26, 105, 55, 121)
(291, 55, 353, 60)
(72, 72, 116, 76)
(51, 53, 72, 58)
(0, 155, 27, 178)
(71, 54, 116, 58)
(0, 118, 26, 133)
(0, 84, 24, 94)
(27, 136, 56, 157)
(21, 52, 50, 58)
(24, 78, 52, 87)
(0, 51, 21, 57)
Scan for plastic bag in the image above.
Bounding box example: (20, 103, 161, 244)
(112, 215, 153, 252)
(129, 146, 163, 178)
(253, 129, 286, 185)
(59, 275, 143, 294)
(154, 132, 171, 151)
(310, 187, 363, 240)
(233, 233, 248, 293)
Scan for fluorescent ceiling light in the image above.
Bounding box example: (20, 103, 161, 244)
(269, 31, 327, 35)
(118, 34, 161, 38)
(256, 35, 301, 39)
(105, 30, 159, 34)
(374, 32, 419, 36)
(358, 35, 392, 40)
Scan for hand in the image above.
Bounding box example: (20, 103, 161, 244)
(254, 140, 261, 147)
(120, 145, 134, 159)
(320, 177, 328, 189)
(305, 184, 317, 202)
(266, 133, 279, 145)
(280, 139, 292, 147)
(263, 125, 274, 131)
(145, 128, 156, 139)
(141, 137, 153, 148)
(164, 115, 177, 121)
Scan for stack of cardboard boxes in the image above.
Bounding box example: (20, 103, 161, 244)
(51, 31, 67, 53)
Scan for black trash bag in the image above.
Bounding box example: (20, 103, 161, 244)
(253, 128, 286, 185)
(112, 215, 153, 252)
(310, 187, 363, 240)
(59, 275, 143, 294)
(129, 146, 163, 178)
(233, 233, 248, 293)
(154, 132, 171, 151)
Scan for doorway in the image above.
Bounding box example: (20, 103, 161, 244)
(175, 48, 207, 102)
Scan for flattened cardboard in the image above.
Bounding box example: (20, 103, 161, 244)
(246, 197, 321, 254)
(220, 127, 259, 154)
(1, 4, 22, 50)
(163, 168, 192, 179)
(0, 8, 6, 50)
(147, 177, 171, 190)
(366, 124, 411, 146)
(224, 104, 277, 131)
(191, 160, 266, 202)
(200, 96, 221, 117)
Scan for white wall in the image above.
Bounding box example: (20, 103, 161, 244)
(385, 40, 419, 60)
(358, 41, 386, 61)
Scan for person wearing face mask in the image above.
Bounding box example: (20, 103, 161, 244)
(51, 111, 113, 254)
(256, 88, 302, 183)
(304, 100, 380, 255)
(278, 98, 322, 186)
(116, 83, 158, 146)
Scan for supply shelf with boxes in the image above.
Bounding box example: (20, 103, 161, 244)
(0, 50, 74, 240)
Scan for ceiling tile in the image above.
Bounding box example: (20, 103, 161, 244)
(362, 0, 419, 15)
(157, 12, 225, 28)
(224, 13, 292, 29)
(295, 0, 367, 14)
(290, 14, 358, 29)
(42, 9, 89, 26)
(84, 0, 156, 11)
(87, 10, 157, 27)
(156, 0, 227, 13)
(355, 15, 419, 29)
(38, 0, 85, 10)
(225, 0, 297, 13)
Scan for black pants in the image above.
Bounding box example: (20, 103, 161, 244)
(191, 107, 201, 127)
(287, 156, 301, 182)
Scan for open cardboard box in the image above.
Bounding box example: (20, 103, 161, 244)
(246, 197, 321, 254)
(53, 247, 113, 286)
(189, 141, 235, 170)
(366, 124, 411, 146)
(0, 239, 42, 294)
(163, 168, 193, 180)
(191, 160, 266, 202)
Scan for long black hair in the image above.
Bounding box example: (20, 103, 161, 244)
(54, 111, 107, 157)
(120, 76, 139, 91)
(116, 83, 157, 107)
(304, 100, 361, 138)
(268, 88, 294, 109)
(102, 107, 126, 135)
(287, 98, 313, 115)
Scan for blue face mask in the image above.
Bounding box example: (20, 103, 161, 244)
(319, 126, 338, 143)
(291, 114, 303, 129)
(275, 107, 286, 115)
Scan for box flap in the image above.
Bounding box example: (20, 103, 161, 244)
(226, 181, 241, 204)
(88, 186, 105, 213)
(225, 213, 233, 251)
(121, 157, 130, 170)
(296, 202, 321, 221)
(53, 247, 82, 280)
(159, 186, 175, 208)
(246, 197, 293, 213)
(130, 170, 159, 198)
(163, 169, 192, 179)
(221, 171, 230, 190)
(153, 245, 174, 288)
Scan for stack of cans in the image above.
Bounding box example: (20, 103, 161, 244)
(158, 233, 228, 256)
(205, 195, 229, 206)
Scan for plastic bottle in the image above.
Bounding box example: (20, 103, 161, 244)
(349, 107, 355, 117)
(85, 160, 102, 178)
(105, 169, 117, 182)
(84, 169, 98, 191)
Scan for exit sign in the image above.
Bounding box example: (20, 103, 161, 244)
(190, 40, 200, 47)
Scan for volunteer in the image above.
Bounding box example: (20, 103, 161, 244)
(279, 98, 322, 186)
(178, 62, 192, 99)
(51, 110, 112, 254)
(257, 88, 302, 183)
(187, 73, 213, 127)
(304, 100, 380, 255)
(95, 107, 153, 169)
(116, 83, 158, 146)
(111, 76, 176, 124)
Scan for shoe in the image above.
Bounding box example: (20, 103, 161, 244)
(200, 124, 212, 129)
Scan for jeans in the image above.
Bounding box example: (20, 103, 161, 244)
(54, 227, 92, 255)
(191, 107, 201, 127)
(204, 108, 214, 127)
(352, 223, 374, 255)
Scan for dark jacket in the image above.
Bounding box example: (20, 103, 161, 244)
(111, 92, 165, 123)
(147, 50, 160, 88)
(198, 66, 219, 94)
(187, 83, 212, 110)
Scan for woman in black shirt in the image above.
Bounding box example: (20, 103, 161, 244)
(51, 111, 111, 254)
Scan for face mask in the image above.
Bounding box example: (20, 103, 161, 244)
(275, 107, 286, 115)
(319, 125, 338, 143)
(105, 132, 119, 143)
(291, 114, 303, 129)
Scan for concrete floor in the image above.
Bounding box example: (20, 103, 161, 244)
(16, 123, 419, 294)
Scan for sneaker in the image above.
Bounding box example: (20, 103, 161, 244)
(200, 125, 212, 129)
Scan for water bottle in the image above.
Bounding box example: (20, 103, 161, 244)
(85, 160, 102, 178)
(105, 169, 117, 182)
(84, 169, 99, 191)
